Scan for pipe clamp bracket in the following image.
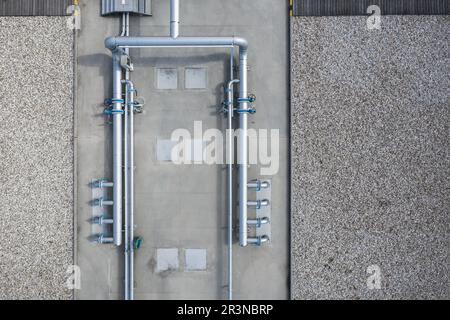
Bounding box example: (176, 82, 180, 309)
(235, 108, 256, 114)
(104, 109, 125, 115)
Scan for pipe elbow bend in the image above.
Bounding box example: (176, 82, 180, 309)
(105, 37, 118, 51)
(233, 36, 248, 50)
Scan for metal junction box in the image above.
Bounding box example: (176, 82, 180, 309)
(101, 0, 151, 16)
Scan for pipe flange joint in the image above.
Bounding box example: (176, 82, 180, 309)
(97, 234, 104, 244)
(93, 179, 111, 188)
(256, 200, 262, 210)
(93, 216, 102, 224)
(94, 198, 103, 207)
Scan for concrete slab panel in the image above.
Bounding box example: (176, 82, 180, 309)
(156, 248, 179, 272)
(185, 249, 207, 271)
(156, 139, 177, 162)
(156, 68, 178, 90)
(185, 67, 208, 89)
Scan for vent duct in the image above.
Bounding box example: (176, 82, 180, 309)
(101, 0, 151, 16)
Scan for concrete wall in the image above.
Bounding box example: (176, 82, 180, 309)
(291, 16, 449, 299)
(76, 0, 289, 299)
(0, 17, 74, 299)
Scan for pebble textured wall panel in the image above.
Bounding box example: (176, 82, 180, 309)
(0, 17, 73, 300)
(290, 16, 449, 299)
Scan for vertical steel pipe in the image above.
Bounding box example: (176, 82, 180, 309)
(123, 12, 132, 301)
(170, 0, 179, 38)
(123, 78, 129, 300)
(238, 48, 248, 247)
(227, 76, 239, 301)
(128, 81, 135, 301)
(112, 51, 123, 247)
(122, 80, 135, 300)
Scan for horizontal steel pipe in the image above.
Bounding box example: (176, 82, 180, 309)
(93, 179, 113, 188)
(247, 199, 270, 209)
(112, 52, 123, 247)
(105, 36, 248, 50)
(247, 235, 270, 246)
(247, 217, 270, 228)
(247, 180, 270, 190)
(97, 235, 114, 244)
(94, 216, 114, 225)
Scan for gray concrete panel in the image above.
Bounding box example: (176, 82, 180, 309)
(76, 0, 289, 299)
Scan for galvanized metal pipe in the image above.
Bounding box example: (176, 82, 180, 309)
(112, 52, 123, 247)
(247, 235, 270, 246)
(129, 81, 135, 301)
(238, 48, 249, 247)
(105, 36, 247, 50)
(247, 180, 270, 190)
(122, 79, 135, 301)
(120, 13, 126, 37)
(94, 216, 114, 225)
(106, 34, 249, 299)
(122, 12, 131, 301)
(106, 36, 248, 248)
(97, 181, 114, 188)
(96, 198, 113, 207)
(227, 77, 239, 301)
(247, 199, 270, 209)
(97, 235, 114, 244)
(170, 0, 179, 38)
(123, 78, 129, 300)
